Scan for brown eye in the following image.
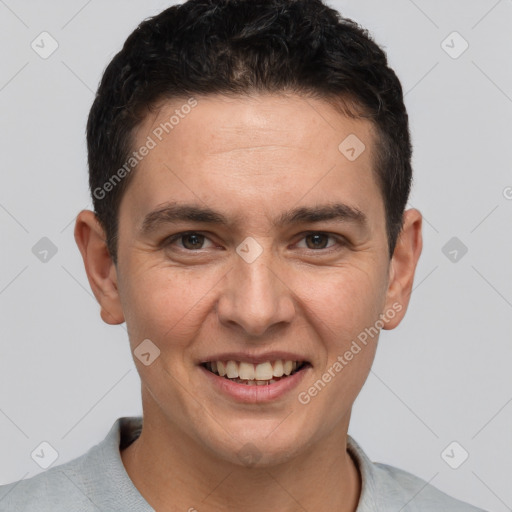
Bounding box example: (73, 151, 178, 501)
(181, 233, 206, 250)
(304, 233, 330, 249)
(294, 232, 346, 252)
(163, 232, 215, 251)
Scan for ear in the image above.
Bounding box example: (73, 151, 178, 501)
(74, 210, 125, 325)
(382, 208, 423, 330)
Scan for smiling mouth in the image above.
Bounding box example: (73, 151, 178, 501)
(201, 360, 310, 386)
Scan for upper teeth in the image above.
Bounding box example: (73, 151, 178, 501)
(207, 360, 300, 380)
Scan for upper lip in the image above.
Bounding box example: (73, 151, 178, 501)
(198, 351, 310, 365)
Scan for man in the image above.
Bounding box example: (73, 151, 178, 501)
(0, 0, 487, 510)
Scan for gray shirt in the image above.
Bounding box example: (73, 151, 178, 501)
(0, 416, 487, 511)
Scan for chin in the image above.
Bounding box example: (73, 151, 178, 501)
(201, 421, 312, 468)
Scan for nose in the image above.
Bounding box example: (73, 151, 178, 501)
(217, 254, 296, 337)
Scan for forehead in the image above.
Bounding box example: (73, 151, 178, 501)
(121, 93, 384, 232)
(137, 93, 375, 162)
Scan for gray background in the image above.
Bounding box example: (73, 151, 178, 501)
(0, 1, 511, 510)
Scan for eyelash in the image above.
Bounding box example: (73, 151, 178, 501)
(162, 231, 347, 253)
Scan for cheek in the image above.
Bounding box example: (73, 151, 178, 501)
(293, 262, 386, 343)
(119, 262, 221, 347)
(294, 268, 382, 423)
(119, 241, 388, 350)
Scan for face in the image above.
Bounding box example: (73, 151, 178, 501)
(84, 93, 417, 466)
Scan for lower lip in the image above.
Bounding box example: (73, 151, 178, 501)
(199, 364, 310, 403)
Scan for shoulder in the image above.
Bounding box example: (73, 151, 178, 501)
(0, 416, 147, 512)
(372, 461, 487, 511)
(347, 435, 488, 512)
(0, 454, 99, 511)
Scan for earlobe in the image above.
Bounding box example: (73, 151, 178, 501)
(382, 208, 423, 330)
(74, 210, 125, 325)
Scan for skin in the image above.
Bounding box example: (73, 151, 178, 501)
(75, 93, 422, 512)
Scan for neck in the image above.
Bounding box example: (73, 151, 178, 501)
(121, 400, 361, 512)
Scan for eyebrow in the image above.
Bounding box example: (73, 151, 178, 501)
(140, 201, 368, 235)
